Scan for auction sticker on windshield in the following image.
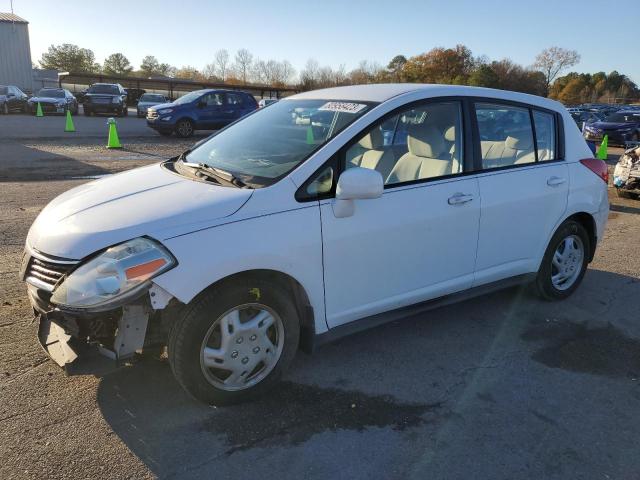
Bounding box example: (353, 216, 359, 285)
(318, 102, 367, 114)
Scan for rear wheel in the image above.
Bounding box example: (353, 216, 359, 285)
(175, 118, 194, 138)
(168, 279, 300, 405)
(535, 220, 590, 301)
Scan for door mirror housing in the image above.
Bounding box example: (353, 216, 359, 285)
(333, 167, 383, 218)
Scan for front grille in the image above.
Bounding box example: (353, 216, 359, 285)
(24, 253, 78, 292)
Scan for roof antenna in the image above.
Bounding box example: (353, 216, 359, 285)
(10, 0, 14, 13)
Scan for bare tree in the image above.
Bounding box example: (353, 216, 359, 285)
(234, 48, 253, 84)
(214, 49, 230, 82)
(533, 47, 580, 94)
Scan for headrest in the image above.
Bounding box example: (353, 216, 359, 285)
(444, 126, 456, 142)
(407, 124, 446, 158)
(358, 127, 383, 149)
(505, 132, 533, 151)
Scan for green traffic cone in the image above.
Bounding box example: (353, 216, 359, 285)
(106, 117, 122, 149)
(596, 135, 608, 160)
(64, 110, 75, 132)
(36, 102, 43, 117)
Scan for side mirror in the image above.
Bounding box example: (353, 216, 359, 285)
(333, 167, 383, 218)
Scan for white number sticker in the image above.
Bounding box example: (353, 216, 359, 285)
(318, 102, 367, 114)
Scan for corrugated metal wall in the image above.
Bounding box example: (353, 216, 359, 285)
(0, 21, 33, 91)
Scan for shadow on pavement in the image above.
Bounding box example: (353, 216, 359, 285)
(0, 141, 112, 182)
(95, 269, 640, 479)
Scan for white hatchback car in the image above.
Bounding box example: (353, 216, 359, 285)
(22, 84, 609, 404)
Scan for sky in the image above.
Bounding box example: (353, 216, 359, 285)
(5, 0, 640, 84)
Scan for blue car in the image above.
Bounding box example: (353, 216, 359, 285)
(583, 110, 640, 146)
(146, 89, 258, 138)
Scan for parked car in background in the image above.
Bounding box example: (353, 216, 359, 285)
(124, 88, 147, 106)
(83, 83, 128, 117)
(570, 110, 605, 126)
(0, 85, 28, 113)
(146, 89, 258, 137)
(583, 110, 640, 145)
(258, 98, 278, 108)
(137, 93, 169, 117)
(23, 84, 608, 405)
(27, 88, 78, 115)
(0, 93, 7, 114)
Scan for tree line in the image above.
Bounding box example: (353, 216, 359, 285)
(38, 43, 639, 103)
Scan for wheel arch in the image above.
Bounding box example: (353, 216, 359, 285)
(565, 212, 597, 262)
(190, 269, 316, 354)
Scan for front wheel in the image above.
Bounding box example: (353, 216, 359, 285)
(168, 279, 300, 405)
(1, 103, 7, 115)
(175, 118, 194, 138)
(535, 220, 590, 301)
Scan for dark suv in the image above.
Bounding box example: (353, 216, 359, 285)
(0, 85, 28, 113)
(83, 83, 128, 117)
(146, 89, 258, 137)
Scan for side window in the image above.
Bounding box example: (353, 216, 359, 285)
(533, 110, 556, 161)
(475, 103, 535, 169)
(304, 165, 334, 197)
(227, 93, 243, 105)
(202, 93, 224, 106)
(345, 102, 463, 186)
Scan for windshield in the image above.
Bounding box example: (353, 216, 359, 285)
(38, 89, 64, 98)
(88, 84, 119, 94)
(174, 91, 203, 105)
(184, 99, 375, 186)
(605, 112, 640, 123)
(140, 94, 165, 102)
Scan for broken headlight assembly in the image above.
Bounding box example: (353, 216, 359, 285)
(50, 237, 176, 311)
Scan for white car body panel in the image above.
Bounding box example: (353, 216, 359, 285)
(320, 177, 480, 327)
(25, 84, 609, 342)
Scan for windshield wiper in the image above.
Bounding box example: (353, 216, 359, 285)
(181, 160, 249, 188)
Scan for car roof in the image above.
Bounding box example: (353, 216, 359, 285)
(289, 83, 563, 111)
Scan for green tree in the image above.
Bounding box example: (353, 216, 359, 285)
(140, 55, 160, 76)
(468, 64, 499, 88)
(402, 45, 474, 84)
(39, 44, 99, 72)
(102, 53, 133, 76)
(387, 55, 407, 81)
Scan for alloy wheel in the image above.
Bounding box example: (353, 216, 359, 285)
(200, 303, 284, 391)
(177, 120, 193, 137)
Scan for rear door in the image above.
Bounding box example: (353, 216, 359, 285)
(472, 102, 568, 286)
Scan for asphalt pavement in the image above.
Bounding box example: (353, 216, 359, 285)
(1, 115, 640, 480)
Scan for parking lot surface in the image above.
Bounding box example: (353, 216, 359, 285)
(1, 114, 640, 479)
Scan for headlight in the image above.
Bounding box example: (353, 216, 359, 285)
(112, 97, 122, 104)
(158, 108, 173, 115)
(51, 237, 176, 310)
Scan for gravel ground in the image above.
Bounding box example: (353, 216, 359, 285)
(1, 134, 640, 480)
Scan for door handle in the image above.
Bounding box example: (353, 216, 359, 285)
(547, 176, 567, 187)
(448, 193, 475, 205)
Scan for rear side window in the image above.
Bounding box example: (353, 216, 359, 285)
(475, 103, 535, 169)
(533, 110, 556, 161)
(227, 93, 243, 105)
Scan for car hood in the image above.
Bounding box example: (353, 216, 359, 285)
(27, 163, 253, 259)
(29, 96, 64, 103)
(589, 121, 638, 130)
(149, 101, 181, 111)
(137, 101, 163, 108)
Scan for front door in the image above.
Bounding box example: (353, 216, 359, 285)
(319, 100, 481, 328)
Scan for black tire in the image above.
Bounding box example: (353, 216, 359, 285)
(1, 103, 7, 115)
(535, 219, 590, 301)
(123, 107, 128, 117)
(175, 118, 195, 138)
(168, 279, 300, 405)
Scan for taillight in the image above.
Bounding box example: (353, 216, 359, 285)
(580, 158, 609, 184)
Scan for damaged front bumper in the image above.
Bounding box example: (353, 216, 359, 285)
(28, 283, 174, 374)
